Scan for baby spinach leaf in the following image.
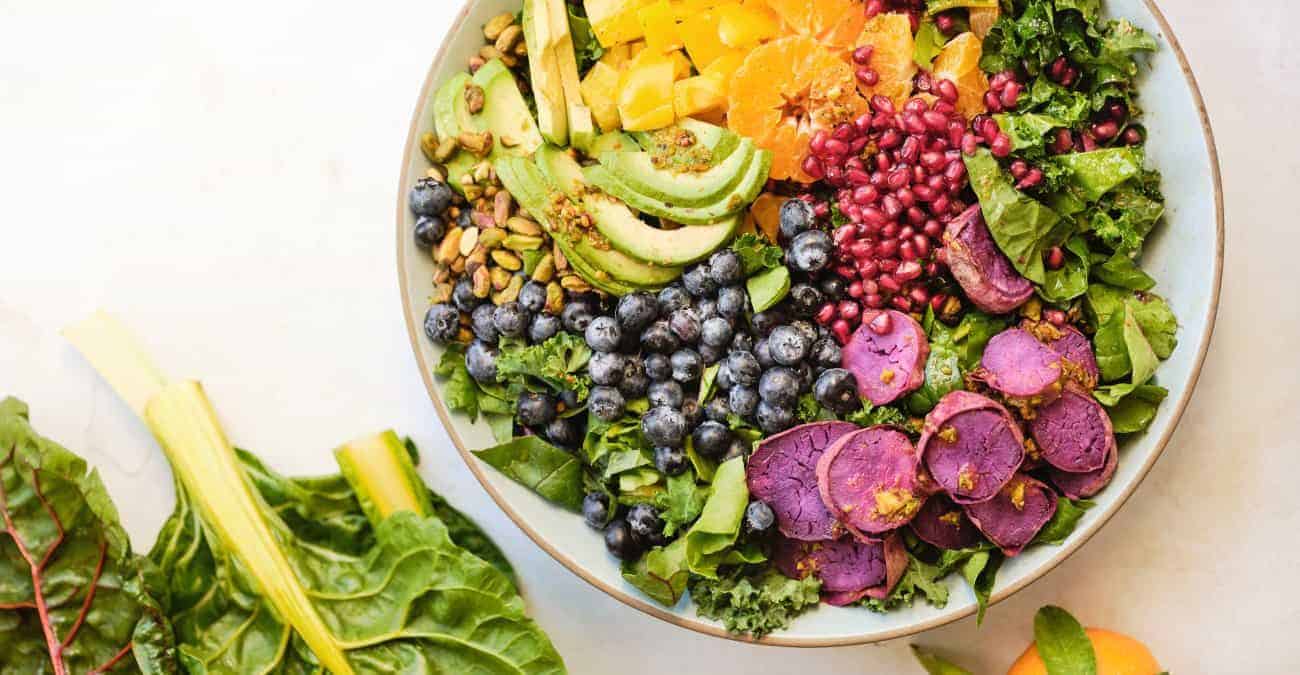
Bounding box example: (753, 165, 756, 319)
(689, 568, 821, 638)
(474, 436, 585, 511)
(1034, 606, 1098, 675)
(684, 457, 750, 578)
(1091, 251, 1156, 290)
(1032, 499, 1094, 546)
(1039, 235, 1092, 303)
(911, 645, 974, 675)
(1099, 384, 1167, 433)
(965, 149, 1067, 283)
(622, 538, 690, 606)
(1086, 284, 1177, 382)
(908, 309, 1009, 414)
(434, 343, 484, 421)
(1051, 148, 1143, 202)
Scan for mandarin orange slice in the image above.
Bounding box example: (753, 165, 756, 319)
(968, 6, 999, 39)
(727, 35, 868, 181)
(763, 0, 866, 53)
(855, 12, 916, 108)
(930, 31, 988, 121)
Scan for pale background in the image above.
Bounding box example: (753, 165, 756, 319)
(0, 1, 1293, 672)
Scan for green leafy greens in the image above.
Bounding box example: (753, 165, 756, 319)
(473, 435, 585, 512)
(689, 568, 821, 638)
(1034, 605, 1098, 675)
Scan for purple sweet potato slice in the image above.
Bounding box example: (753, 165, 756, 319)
(975, 328, 1064, 400)
(909, 494, 984, 550)
(1030, 384, 1114, 474)
(817, 426, 924, 536)
(749, 421, 858, 541)
(1045, 325, 1100, 385)
(963, 473, 1058, 556)
(943, 204, 1034, 314)
(774, 535, 907, 606)
(1049, 440, 1117, 499)
(823, 535, 909, 606)
(842, 310, 929, 405)
(918, 391, 1025, 504)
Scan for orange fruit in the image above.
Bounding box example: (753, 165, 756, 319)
(747, 192, 788, 242)
(969, 6, 1000, 39)
(855, 12, 917, 109)
(930, 31, 989, 121)
(1007, 628, 1161, 675)
(727, 35, 868, 181)
(763, 0, 866, 52)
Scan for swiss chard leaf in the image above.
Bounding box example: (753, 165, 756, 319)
(473, 436, 585, 512)
(0, 398, 176, 675)
(622, 538, 691, 606)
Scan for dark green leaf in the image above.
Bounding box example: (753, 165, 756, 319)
(1032, 499, 1094, 546)
(1034, 605, 1098, 675)
(473, 436, 585, 511)
(655, 469, 708, 536)
(730, 232, 784, 276)
(689, 568, 821, 638)
(865, 551, 951, 612)
(911, 645, 975, 675)
(1091, 251, 1156, 290)
(1099, 384, 1167, 433)
(497, 332, 594, 401)
(965, 149, 1067, 283)
(1039, 235, 1091, 303)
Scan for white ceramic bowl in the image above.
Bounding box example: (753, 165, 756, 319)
(397, 0, 1223, 646)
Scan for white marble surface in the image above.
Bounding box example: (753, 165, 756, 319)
(0, 1, 1292, 672)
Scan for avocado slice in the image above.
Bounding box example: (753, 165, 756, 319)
(599, 138, 756, 207)
(471, 59, 543, 157)
(522, 0, 567, 145)
(584, 149, 772, 226)
(537, 145, 739, 266)
(431, 72, 481, 195)
(542, 0, 597, 151)
(496, 156, 681, 290)
(588, 131, 639, 156)
(632, 119, 739, 159)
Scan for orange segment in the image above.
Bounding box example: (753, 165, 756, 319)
(930, 31, 989, 121)
(855, 12, 917, 108)
(969, 6, 1000, 39)
(717, 1, 780, 48)
(727, 35, 867, 181)
(748, 193, 787, 242)
(763, 0, 863, 49)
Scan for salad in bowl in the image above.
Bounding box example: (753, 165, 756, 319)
(399, 0, 1217, 643)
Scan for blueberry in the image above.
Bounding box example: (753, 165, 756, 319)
(756, 400, 795, 434)
(492, 302, 530, 338)
(453, 278, 480, 313)
(648, 380, 684, 409)
(546, 417, 582, 448)
(716, 285, 748, 319)
(589, 351, 625, 386)
(758, 367, 800, 406)
(790, 320, 818, 346)
(788, 283, 823, 318)
(517, 391, 557, 427)
(795, 361, 814, 393)
(414, 214, 446, 248)
(616, 292, 659, 333)
(559, 389, 580, 410)
(518, 281, 547, 313)
(788, 230, 833, 273)
(715, 362, 735, 390)
(626, 504, 666, 546)
(640, 320, 681, 354)
(691, 421, 732, 458)
(722, 438, 749, 462)
(619, 356, 649, 398)
(585, 315, 622, 353)
(528, 313, 562, 343)
(456, 209, 473, 229)
(604, 520, 642, 560)
(819, 276, 846, 300)
(471, 304, 499, 343)
(695, 297, 720, 321)
(779, 198, 815, 241)
(583, 492, 611, 529)
(708, 249, 743, 286)
(644, 353, 672, 381)
(682, 264, 718, 297)
(751, 308, 786, 336)
(654, 446, 689, 476)
(699, 342, 726, 365)
(669, 309, 701, 344)
(409, 177, 453, 216)
(704, 397, 730, 422)
(642, 406, 688, 447)
(753, 338, 776, 368)
(423, 303, 459, 343)
(561, 301, 596, 333)
(657, 284, 692, 314)
(730, 331, 755, 353)
(618, 328, 642, 354)
(465, 340, 498, 383)
(589, 386, 626, 422)
(728, 385, 759, 417)
(670, 349, 703, 383)
(744, 500, 776, 533)
(814, 368, 860, 414)
(726, 351, 761, 387)
(700, 317, 733, 348)
(767, 325, 810, 366)
(680, 398, 703, 428)
(810, 337, 842, 369)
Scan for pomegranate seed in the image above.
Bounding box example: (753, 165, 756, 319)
(875, 153, 893, 171)
(838, 300, 861, 323)
(1009, 160, 1029, 179)
(849, 241, 871, 259)
(1044, 308, 1067, 326)
(858, 259, 879, 278)
(868, 311, 893, 335)
(999, 81, 1022, 109)
(853, 45, 874, 65)
(879, 128, 903, 149)
(882, 194, 903, 218)
(846, 156, 866, 171)
(832, 319, 852, 344)
(801, 155, 825, 179)
(913, 234, 931, 257)
(865, 0, 884, 18)
(888, 169, 911, 191)
(906, 206, 926, 225)
(926, 260, 942, 276)
(810, 130, 829, 153)
(1092, 120, 1119, 141)
(863, 293, 884, 309)
(896, 260, 923, 281)
(1049, 56, 1068, 80)
(921, 151, 945, 170)
(927, 174, 946, 192)
(961, 133, 979, 155)
(943, 160, 966, 182)
(871, 95, 895, 114)
(1106, 100, 1128, 122)
(813, 201, 829, 217)
(923, 220, 943, 238)
(896, 188, 915, 208)
(933, 100, 956, 117)
(930, 294, 947, 312)
(990, 134, 1013, 158)
(857, 68, 880, 86)
(904, 113, 927, 134)
(983, 90, 1003, 113)
(1121, 126, 1144, 145)
(877, 273, 901, 293)
(904, 97, 927, 114)
(862, 206, 888, 226)
(936, 79, 958, 102)
(1061, 67, 1079, 88)
(824, 138, 850, 157)
(847, 169, 872, 187)
(1045, 246, 1066, 270)
(1080, 133, 1098, 151)
(935, 11, 956, 34)
(1016, 168, 1044, 190)
(931, 195, 951, 216)
(922, 110, 948, 132)
(891, 295, 913, 312)
(990, 70, 1013, 90)
(907, 10, 920, 32)
(836, 264, 857, 279)
(834, 224, 856, 245)
(824, 164, 844, 184)
(881, 222, 900, 239)
(1051, 128, 1074, 154)
(833, 123, 856, 142)
(850, 136, 870, 154)
(852, 185, 878, 205)
(900, 136, 921, 162)
(816, 303, 836, 325)
(899, 240, 917, 260)
(912, 165, 926, 183)
(909, 286, 930, 305)
(913, 184, 936, 202)
(854, 114, 874, 135)
(847, 280, 864, 297)
(878, 239, 900, 258)
(845, 204, 863, 221)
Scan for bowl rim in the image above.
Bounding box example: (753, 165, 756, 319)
(395, 0, 1224, 648)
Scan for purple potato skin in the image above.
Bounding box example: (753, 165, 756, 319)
(749, 421, 858, 541)
(1030, 384, 1114, 473)
(822, 535, 908, 605)
(1049, 440, 1117, 499)
(817, 426, 924, 536)
(943, 205, 1035, 314)
(963, 473, 1058, 556)
(918, 391, 1025, 504)
(909, 494, 984, 550)
(976, 328, 1064, 400)
(1045, 324, 1100, 385)
(772, 536, 886, 594)
(842, 310, 929, 405)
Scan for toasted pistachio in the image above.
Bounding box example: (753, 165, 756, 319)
(499, 135, 521, 149)
(425, 165, 446, 183)
(432, 264, 451, 284)
(484, 185, 499, 198)
(513, 40, 528, 56)
(490, 266, 512, 290)
(560, 274, 591, 293)
(463, 132, 495, 158)
(506, 216, 541, 236)
(479, 227, 507, 249)
(471, 266, 492, 298)
(466, 85, 486, 116)
(419, 131, 439, 163)
(492, 275, 524, 305)
(531, 253, 555, 282)
(552, 242, 568, 271)
(435, 136, 460, 163)
(493, 190, 513, 225)
(499, 53, 518, 68)
(545, 282, 564, 314)
(463, 184, 484, 201)
(504, 234, 543, 252)
(431, 282, 453, 304)
(483, 12, 515, 42)
(447, 205, 461, 219)
(458, 171, 476, 187)
(435, 227, 463, 264)
(459, 226, 480, 256)
(470, 209, 496, 228)
(479, 45, 503, 62)
(495, 25, 523, 54)
(472, 159, 494, 183)
(491, 249, 523, 271)
(449, 256, 466, 274)
(466, 245, 488, 271)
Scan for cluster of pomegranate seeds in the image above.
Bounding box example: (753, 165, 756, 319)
(982, 70, 1022, 114)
